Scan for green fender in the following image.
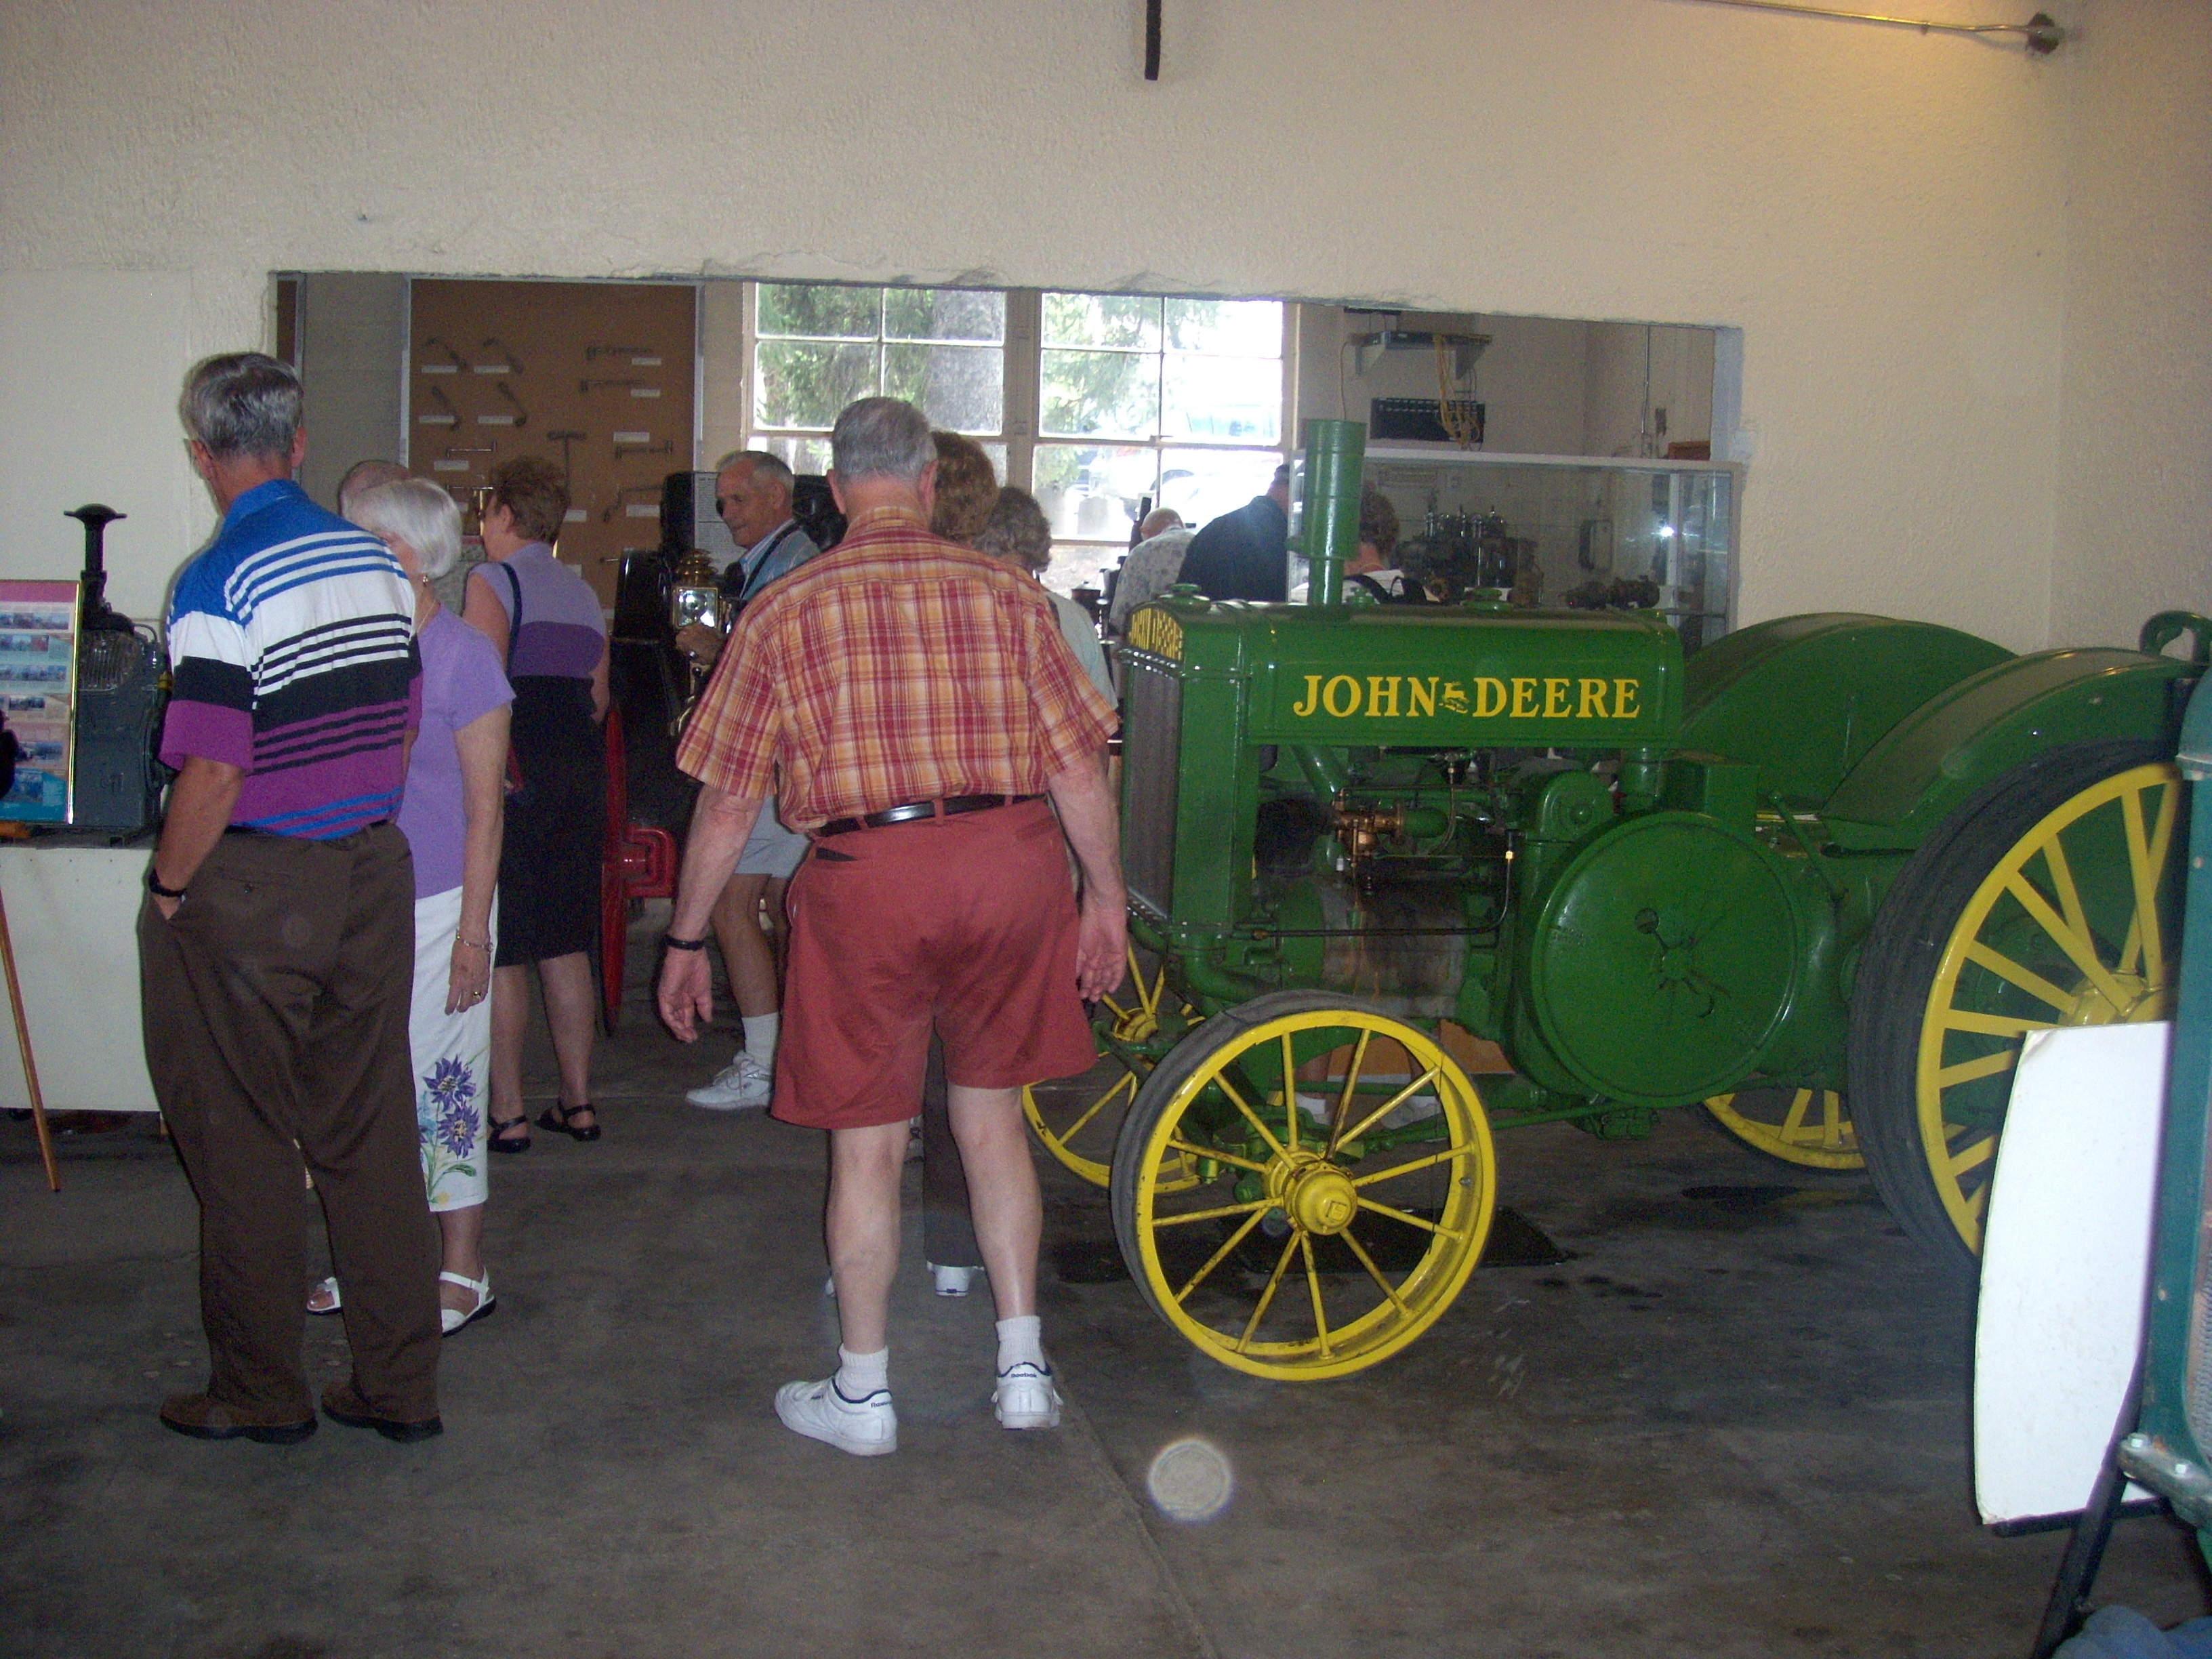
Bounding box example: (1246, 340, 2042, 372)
(1821, 648, 2196, 850)
(1678, 615, 2011, 807)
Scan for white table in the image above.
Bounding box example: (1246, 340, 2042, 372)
(0, 847, 157, 1112)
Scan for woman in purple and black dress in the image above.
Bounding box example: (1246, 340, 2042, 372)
(462, 457, 611, 1149)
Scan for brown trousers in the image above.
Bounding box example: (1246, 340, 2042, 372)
(139, 823, 440, 1422)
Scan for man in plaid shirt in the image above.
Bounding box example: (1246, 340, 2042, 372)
(658, 397, 1123, 1456)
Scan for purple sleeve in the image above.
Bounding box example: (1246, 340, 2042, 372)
(445, 617, 514, 727)
(159, 700, 253, 773)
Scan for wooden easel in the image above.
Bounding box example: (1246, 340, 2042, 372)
(0, 841, 60, 1191)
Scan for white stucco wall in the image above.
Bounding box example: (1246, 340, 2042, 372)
(2051, 0, 2212, 650)
(1, 0, 2201, 651)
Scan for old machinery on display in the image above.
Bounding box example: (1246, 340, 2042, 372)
(1034, 417, 2208, 1381)
(62, 504, 165, 835)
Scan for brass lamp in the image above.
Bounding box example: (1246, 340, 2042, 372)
(669, 549, 720, 634)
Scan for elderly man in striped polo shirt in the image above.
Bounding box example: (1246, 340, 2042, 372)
(141, 352, 443, 1446)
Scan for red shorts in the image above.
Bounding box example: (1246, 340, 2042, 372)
(771, 798, 1098, 1131)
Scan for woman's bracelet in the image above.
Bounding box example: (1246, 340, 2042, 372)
(453, 939, 491, 951)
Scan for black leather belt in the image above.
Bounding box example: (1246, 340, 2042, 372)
(815, 794, 1042, 838)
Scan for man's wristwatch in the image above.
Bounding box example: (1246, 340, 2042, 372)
(665, 933, 709, 952)
(147, 870, 188, 900)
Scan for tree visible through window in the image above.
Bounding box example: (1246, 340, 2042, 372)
(741, 283, 1288, 594)
(753, 284, 1005, 474)
(1035, 293, 1285, 561)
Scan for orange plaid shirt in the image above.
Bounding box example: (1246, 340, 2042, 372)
(675, 506, 1118, 830)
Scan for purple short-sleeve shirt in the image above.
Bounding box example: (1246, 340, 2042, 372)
(397, 609, 514, 899)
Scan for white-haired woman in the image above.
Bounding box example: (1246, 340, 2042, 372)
(310, 476, 513, 1334)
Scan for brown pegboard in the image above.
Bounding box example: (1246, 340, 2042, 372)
(409, 280, 697, 609)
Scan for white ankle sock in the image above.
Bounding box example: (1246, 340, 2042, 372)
(836, 1345, 888, 1399)
(743, 1012, 780, 1069)
(996, 1315, 1044, 1374)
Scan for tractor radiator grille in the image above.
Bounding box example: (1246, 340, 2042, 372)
(2188, 1278, 2212, 1454)
(1121, 657, 1181, 915)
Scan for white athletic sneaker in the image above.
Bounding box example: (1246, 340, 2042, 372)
(687, 1051, 773, 1111)
(930, 1263, 980, 1298)
(993, 1361, 1063, 1430)
(775, 1376, 898, 1456)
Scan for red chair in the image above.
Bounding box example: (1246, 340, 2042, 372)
(599, 703, 677, 1032)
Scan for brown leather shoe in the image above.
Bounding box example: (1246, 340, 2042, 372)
(159, 1391, 316, 1445)
(321, 1379, 442, 1443)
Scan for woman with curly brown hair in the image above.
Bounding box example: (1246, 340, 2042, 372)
(461, 457, 610, 1149)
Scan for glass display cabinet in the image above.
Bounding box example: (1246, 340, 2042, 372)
(1347, 449, 1738, 652)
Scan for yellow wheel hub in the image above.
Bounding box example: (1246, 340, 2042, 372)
(1271, 1153, 1361, 1236)
(1023, 947, 1197, 1187)
(1118, 1001, 1496, 1381)
(2059, 970, 2165, 1026)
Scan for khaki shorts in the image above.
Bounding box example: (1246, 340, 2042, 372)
(734, 794, 807, 880)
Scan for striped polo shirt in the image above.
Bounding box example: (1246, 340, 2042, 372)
(161, 478, 420, 839)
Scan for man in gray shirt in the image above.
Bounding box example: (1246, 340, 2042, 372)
(1107, 508, 1194, 633)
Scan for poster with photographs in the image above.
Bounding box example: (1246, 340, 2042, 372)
(0, 581, 79, 824)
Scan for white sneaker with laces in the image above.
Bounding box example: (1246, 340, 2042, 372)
(930, 1262, 979, 1297)
(993, 1361, 1063, 1430)
(775, 1376, 897, 1456)
(687, 1051, 773, 1111)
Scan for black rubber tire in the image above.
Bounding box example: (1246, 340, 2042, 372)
(1847, 739, 2172, 1265)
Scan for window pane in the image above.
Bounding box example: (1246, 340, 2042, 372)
(1043, 292, 1162, 351)
(884, 342, 1004, 433)
(1040, 349, 1160, 440)
(757, 283, 882, 340)
(979, 442, 1008, 478)
(1164, 297, 1283, 357)
(754, 340, 879, 429)
(1159, 447, 1285, 529)
(884, 287, 1006, 344)
(1162, 353, 1283, 444)
(1032, 443, 1158, 543)
(758, 434, 835, 476)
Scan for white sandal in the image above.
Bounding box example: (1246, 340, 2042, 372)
(306, 1275, 342, 1316)
(440, 1270, 496, 1335)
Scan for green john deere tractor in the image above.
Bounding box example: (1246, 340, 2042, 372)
(1025, 419, 2209, 1380)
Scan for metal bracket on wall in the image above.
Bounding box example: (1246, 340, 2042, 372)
(1674, 1, 2063, 53)
(601, 483, 663, 523)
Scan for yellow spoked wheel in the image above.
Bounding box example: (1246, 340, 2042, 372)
(1851, 745, 2184, 1259)
(1702, 1088, 1862, 1170)
(1109, 991, 1496, 1380)
(1023, 948, 1196, 1187)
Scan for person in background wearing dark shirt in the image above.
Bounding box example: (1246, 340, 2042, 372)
(1176, 463, 1291, 602)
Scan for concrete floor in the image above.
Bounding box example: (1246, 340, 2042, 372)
(5, 932, 2209, 1658)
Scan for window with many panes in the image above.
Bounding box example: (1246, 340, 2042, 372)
(741, 282, 1288, 594)
(752, 283, 1007, 476)
(1033, 293, 1286, 579)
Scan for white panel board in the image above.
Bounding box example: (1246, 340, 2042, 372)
(1973, 1021, 2171, 1526)
(0, 848, 157, 1112)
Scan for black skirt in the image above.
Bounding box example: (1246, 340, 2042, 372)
(494, 676, 604, 968)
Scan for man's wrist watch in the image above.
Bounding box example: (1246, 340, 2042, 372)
(665, 933, 709, 952)
(148, 870, 188, 900)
